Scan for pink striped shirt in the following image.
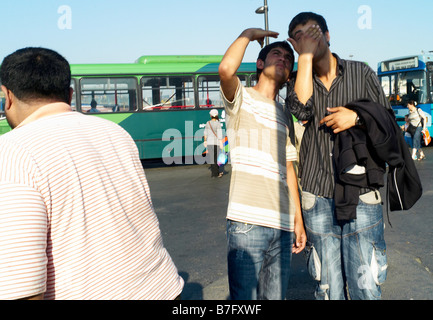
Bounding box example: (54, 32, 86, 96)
(0, 105, 184, 299)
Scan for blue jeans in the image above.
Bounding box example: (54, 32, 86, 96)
(226, 220, 293, 300)
(404, 134, 413, 148)
(413, 126, 423, 150)
(302, 191, 387, 300)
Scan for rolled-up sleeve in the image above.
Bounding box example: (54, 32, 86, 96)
(286, 79, 314, 121)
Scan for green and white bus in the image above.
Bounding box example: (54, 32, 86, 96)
(1, 55, 269, 164)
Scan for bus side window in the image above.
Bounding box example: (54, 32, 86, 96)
(70, 80, 77, 111)
(0, 79, 4, 117)
(197, 75, 247, 108)
(141, 76, 194, 111)
(80, 77, 138, 113)
(430, 72, 433, 102)
(249, 74, 257, 87)
(0, 91, 4, 115)
(380, 76, 393, 103)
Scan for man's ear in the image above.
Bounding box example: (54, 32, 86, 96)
(1, 85, 13, 110)
(325, 31, 331, 47)
(256, 58, 265, 71)
(68, 87, 74, 105)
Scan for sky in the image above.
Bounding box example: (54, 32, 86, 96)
(1, 0, 432, 71)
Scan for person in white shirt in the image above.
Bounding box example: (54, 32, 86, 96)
(406, 100, 427, 160)
(0, 47, 184, 300)
(219, 28, 306, 300)
(204, 108, 224, 178)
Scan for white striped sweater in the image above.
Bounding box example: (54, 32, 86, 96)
(222, 81, 298, 232)
(0, 107, 183, 300)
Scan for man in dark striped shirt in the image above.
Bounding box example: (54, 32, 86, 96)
(287, 12, 391, 300)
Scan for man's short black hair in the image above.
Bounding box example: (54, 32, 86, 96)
(256, 41, 294, 78)
(288, 12, 329, 40)
(0, 47, 71, 104)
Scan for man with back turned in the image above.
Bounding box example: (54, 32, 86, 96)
(0, 47, 184, 299)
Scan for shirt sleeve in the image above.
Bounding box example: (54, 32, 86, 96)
(364, 64, 392, 110)
(419, 108, 428, 120)
(286, 139, 298, 162)
(0, 183, 47, 300)
(220, 77, 242, 117)
(286, 77, 314, 121)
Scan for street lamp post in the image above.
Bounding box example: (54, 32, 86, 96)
(255, 0, 269, 45)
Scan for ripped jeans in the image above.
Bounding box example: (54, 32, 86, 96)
(302, 191, 387, 300)
(226, 220, 293, 300)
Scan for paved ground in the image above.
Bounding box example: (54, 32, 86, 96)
(144, 146, 433, 300)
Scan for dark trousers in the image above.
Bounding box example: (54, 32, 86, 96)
(207, 145, 219, 177)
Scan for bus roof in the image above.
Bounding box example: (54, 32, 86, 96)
(378, 53, 433, 74)
(379, 53, 433, 63)
(135, 55, 224, 64)
(70, 55, 257, 77)
(2, 55, 294, 78)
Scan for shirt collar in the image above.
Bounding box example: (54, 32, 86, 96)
(16, 102, 72, 128)
(333, 53, 345, 76)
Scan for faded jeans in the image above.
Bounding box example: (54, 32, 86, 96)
(412, 126, 423, 150)
(302, 191, 387, 300)
(226, 220, 293, 300)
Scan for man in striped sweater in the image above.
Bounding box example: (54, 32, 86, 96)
(0, 47, 184, 300)
(219, 28, 306, 300)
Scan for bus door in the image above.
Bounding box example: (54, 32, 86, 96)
(428, 62, 433, 103)
(396, 70, 432, 130)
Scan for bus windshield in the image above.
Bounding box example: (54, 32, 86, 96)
(380, 70, 428, 106)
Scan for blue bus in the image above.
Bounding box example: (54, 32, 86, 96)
(377, 53, 433, 130)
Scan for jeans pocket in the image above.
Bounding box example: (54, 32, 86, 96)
(302, 191, 317, 211)
(305, 243, 321, 281)
(370, 242, 388, 285)
(227, 220, 255, 235)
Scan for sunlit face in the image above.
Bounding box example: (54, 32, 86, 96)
(259, 47, 292, 84)
(407, 102, 416, 111)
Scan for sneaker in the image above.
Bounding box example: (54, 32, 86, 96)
(419, 154, 426, 160)
(412, 154, 418, 160)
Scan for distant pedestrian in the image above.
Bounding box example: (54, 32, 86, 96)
(0, 47, 184, 300)
(204, 108, 224, 178)
(219, 28, 306, 300)
(406, 100, 427, 160)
